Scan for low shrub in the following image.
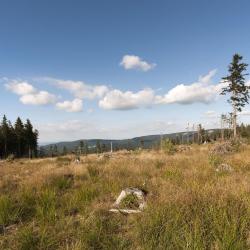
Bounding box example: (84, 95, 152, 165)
(6, 154, 15, 162)
(162, 139, 176, 155)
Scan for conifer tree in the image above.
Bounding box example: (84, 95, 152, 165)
(14, 117, 25, 157)
(221, 54, 249, 138)
(24, 119, 38, 158)
(1, 115, 10, 157)
(0, 115, 38, 158)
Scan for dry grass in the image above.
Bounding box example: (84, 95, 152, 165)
(0, 144, 249, 249)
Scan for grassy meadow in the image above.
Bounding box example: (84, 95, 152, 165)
(0, 143, 250, 249)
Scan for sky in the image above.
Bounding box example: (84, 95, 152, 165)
(1, 0, 250, 143)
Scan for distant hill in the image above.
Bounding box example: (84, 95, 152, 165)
(41, 130, 218, 154)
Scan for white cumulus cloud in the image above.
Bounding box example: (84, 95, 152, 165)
(5, 80, 57, 105)
(99, 88, 155, 110)
(5, 81, 36, 95)
(20, 91, 57, 105)
(56, 99, 83, 112)
(43, 77, 109, 99)
(155, 70, 227, 104)
(120, 55, 156, 71)
(99, 69, 227, 110)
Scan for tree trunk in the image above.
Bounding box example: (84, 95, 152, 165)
(4, 141, 7, 158)
(29, 145, 31, 159)
(232, 92, 237, 138)
(221, 117, 224, 141)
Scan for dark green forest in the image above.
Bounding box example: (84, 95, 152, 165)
(0, 115, 38, 159)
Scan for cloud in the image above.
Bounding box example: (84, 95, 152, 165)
(198, 69, 217, 84)
(99, 88, 155, 110)
(203, 110, 217, 118)
(43, 77, 109, 99)
(155, 70, 227, 104)
(239, 110, 250, 116)
(120, 55, 156, 71)
(5, 80, 57, 105)
(4, 69, 232, 112)
(20, 91, 57, 105)
(56, 99, 83, 112)
(5, 80, 36, 95)
(98, 69, 227, 110)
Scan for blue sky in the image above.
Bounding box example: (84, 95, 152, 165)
(1, 0, 250, 143)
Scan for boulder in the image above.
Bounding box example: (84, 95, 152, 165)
(109, 188, 147, 214)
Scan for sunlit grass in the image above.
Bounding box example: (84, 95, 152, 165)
(0, 144, 249, 249)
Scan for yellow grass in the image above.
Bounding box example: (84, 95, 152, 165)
(0, 144, 249, 249)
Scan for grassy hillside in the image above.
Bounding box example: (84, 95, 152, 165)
(0, 144, 249, 249)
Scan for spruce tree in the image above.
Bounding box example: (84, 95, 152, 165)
(14, 117, 25, 157)
(221, 54, 249, 138)
(1, 115, 10, 157)
(24, 119, 38, 158)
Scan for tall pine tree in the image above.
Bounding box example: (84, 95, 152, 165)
(221, 54, 249, 138)
(14, 117, 25, 157)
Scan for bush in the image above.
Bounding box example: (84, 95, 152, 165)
(6, 154, 15, 162)
(162, 139, 176, 155)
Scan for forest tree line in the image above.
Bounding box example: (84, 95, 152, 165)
(0, 115, 38, 159)
(41, 123, 250, 157)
